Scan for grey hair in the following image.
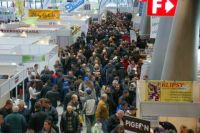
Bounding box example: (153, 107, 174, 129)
(12, 105, 19, 112)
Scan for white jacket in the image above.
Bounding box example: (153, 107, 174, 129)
(83, 98, 96, 115)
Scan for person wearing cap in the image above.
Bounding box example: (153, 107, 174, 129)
(78, 76, 90, 93)
(79, 76, 97, 104)
(4, 106, 26, 133)
(107, 110, 125, 133)
(116, 101, 129, 112)
(82, 88, 96, 133)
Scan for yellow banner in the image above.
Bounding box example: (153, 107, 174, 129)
(145, 80, 193, 102)
(28, 9, 60, 20)
(15, 0, 24, 17)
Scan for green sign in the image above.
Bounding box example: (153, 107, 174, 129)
(22, 17, 39, 25)
(37, 55, 45, 62)
(22, 55, 33, 63)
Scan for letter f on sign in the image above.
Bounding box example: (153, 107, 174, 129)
(153, 0, 162, 14)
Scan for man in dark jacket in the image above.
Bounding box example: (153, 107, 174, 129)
(42, 99, 58, 125)
(5, 106, 26, 133)
(18, 100, 31, 123)
(0, 113, 10, 133)
(29, 102, 47, 133)
(46, 85, 60, 108)
(107, 110, 124, 132)
(60, 105, 80, 133)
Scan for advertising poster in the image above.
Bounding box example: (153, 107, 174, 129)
(28, 9, 60, 20)
(145, 80, 193, 102)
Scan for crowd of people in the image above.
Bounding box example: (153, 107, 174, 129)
(0, 11, 194, 133)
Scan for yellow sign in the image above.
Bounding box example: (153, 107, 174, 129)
(15, 0, 24, 17)
(28, 9, 60, 20)
(145, 80, 193, 102)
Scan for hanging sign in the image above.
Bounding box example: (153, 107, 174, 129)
(124, 116, 150, 133)
(28, 9, 60, 20)
(147, 0, 178, 16)
(65, 0, 85, 13)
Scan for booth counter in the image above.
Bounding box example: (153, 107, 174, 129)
(136, 80, 200, 132)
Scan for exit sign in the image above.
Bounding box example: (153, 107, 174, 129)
(147, 0, 178, 16)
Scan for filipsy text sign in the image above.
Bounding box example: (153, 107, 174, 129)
(145, 80, 193, 102)
(124, 116, 150, 133)
(65, 0, 85, 13)
(147, 0, 178, 16)
(28, 9, 60, 20)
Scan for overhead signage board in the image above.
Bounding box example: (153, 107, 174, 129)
(65, 0, 85, 13)
(124, 116, 150, 133)
(28, 9, 60, 20)
(147, 0, 178, 16)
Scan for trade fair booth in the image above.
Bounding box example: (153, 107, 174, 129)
(0, 35, 58, 70)
(136, 80, 200, 132)
(0, 63, 27, 107)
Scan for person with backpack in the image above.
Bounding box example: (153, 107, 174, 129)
(82, 88, 96, 133)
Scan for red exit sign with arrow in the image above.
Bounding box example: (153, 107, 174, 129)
(139, 0, 178, 16)
(147, 0, 178, 16)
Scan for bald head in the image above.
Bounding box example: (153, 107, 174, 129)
(12, 106, 19, 112)
(67, 105, 73, 113)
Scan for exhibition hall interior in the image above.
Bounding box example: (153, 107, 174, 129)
(0, 0, 199, 133)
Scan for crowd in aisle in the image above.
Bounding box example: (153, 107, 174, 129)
(0, 12, 194, 133)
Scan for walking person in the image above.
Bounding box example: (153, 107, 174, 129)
(29, 81, 40, 113)
(82, 89, 96, 133)
(95, 94, 109, 133)
(60, 105, 80, 133)
(4, 106, 26, 133)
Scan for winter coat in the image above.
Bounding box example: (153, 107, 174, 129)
(107, 114, 120, 132)
(29, 111, 48, 132)
(60, 111, 80, 133)
(5, 112, 26, 133)
(82, 96, 96, 115)
(43, 106, 58, 125)
(95, 100, 109, 120)
(46, 90, 60, 108)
